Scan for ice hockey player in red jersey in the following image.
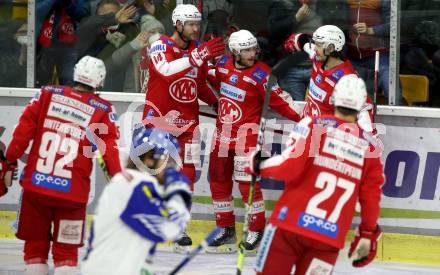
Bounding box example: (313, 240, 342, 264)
(284, 25, 374, 133)
(251, 74, 384, 275)
(142, 3, 225, 253)
(205, 30, 301, 254)
(3, 56, 122, 275)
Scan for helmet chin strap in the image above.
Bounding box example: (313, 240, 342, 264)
(176, 24, 190, 48)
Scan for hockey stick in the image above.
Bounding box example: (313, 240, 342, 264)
(373, 51, 380, 118)
(169, 227, 221, 275)
(235, 74, 278, 275)
(85, 128, 111, 182)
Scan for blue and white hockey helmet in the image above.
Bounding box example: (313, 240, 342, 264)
(130, 127, 181, 161)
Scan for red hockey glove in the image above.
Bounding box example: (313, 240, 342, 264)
(348, 225, 382, 268)
(189, 37, 225, 67)
(283, 33, 309, 53)
(0, 150, 17, 197)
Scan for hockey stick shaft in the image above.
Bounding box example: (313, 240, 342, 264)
(235, 74, 278, 275)
(373, 51, 379, 118)
(169, 227, 221, 275)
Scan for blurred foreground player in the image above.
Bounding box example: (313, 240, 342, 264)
(252, 75, 384, 275)
(82, 128, 191, 275)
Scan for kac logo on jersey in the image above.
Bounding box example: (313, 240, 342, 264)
(219, 97, 242, 124)
(298, 212, 339, 238)
(229, 74, 239, 85)
(315, 74, 322, 84)
(169, 77, 197, 103)
(32, 171, 71, 193)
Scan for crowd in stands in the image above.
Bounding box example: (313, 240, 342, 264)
(0, 0, 439, 106)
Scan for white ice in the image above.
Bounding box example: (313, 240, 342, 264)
(1, 240, 439, 275)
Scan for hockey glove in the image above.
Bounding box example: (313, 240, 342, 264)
(189, 37, 225, 67)
(348, 225, 382, 267)
(163, 168, 192, 209)
(283, 33, 310, 53)
(246, 150, 270, 176)
(0, 150, 17, 197)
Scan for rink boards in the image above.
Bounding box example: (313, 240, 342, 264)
(1, 89, 440, 266)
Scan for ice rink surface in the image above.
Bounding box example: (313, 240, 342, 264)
(1, 240, 439, 275)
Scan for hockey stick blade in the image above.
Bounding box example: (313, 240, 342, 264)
(169, 227, 222, 275)
(236, 74, 278, 275)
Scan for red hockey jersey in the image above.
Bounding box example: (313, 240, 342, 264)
(260, 115, 384, 248)
(303, 53, 374, 132)
(6, 85, 122, 203)
(210, 55, 300, 149)
(142, 35, 217, 138)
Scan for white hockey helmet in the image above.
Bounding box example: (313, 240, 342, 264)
(172, 4, 202, 26)
(228, 30, 258, 53)
(312, 25, 345, 52)
(73, 55, 106, 89)
(333, 74, 367, 111)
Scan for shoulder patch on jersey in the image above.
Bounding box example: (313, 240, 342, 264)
(329, 69, 345, 81)
(251, 67, 268, 83)
(44, 85, 65, 94)
(216, 55, 229, 67)
(108, 105, 118, 122)
(243, 76, 257, 85)
(88, 98, 110, 112)
(161, 37, 174, 46)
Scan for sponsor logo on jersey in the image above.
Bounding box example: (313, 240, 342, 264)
(243, 76, 257, 85)
(251, 67, 267, 82)
(219, 97, 242, 124)
(325, 77, 335, 87)
(217, 55, 229, 66)
(109, 106, 118, 122)
(292, 123, 310, 138)
(277, 206, 288, 221)
(229, 74, 239, 85)
(315, 74, 322, 84)
(308, 79, 327, 103)
(322, 137, 365, 166)
(314, 117, 338, 127)
(169, 77, 197, 103)
(330, 69, 344, 81)
(218, 67, 229, 74)
(298, 212, 339, 238)
(149, 43, 166, 55)
(220, 82, 246, 102)
(48, 102, 92, 128)
(88, 98, 109, 111)
(45, 86, 65, 94)
(162, 38, 174, 46)
(32, 171, 71, 192)
(52, 94, 95, 115)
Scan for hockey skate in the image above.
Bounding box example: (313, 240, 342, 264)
(205, 227, 237, 254)
(241, 230, 263, 255)
(173, 230, 192, 254)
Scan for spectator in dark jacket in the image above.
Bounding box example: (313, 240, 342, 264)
(36, 0, 90, 86)
(268, 0, 349, 100)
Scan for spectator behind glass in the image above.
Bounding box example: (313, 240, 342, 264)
(74, 0, 139, 92)
(200, 0, 233, 40)
(137, 14, 165, 93)
(401, 21, 440, 106)
(36, 0, 90, 87)
(346, 0, 403, 105)
(268, 0, 349, 100)
(0, 20, 26, 87)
